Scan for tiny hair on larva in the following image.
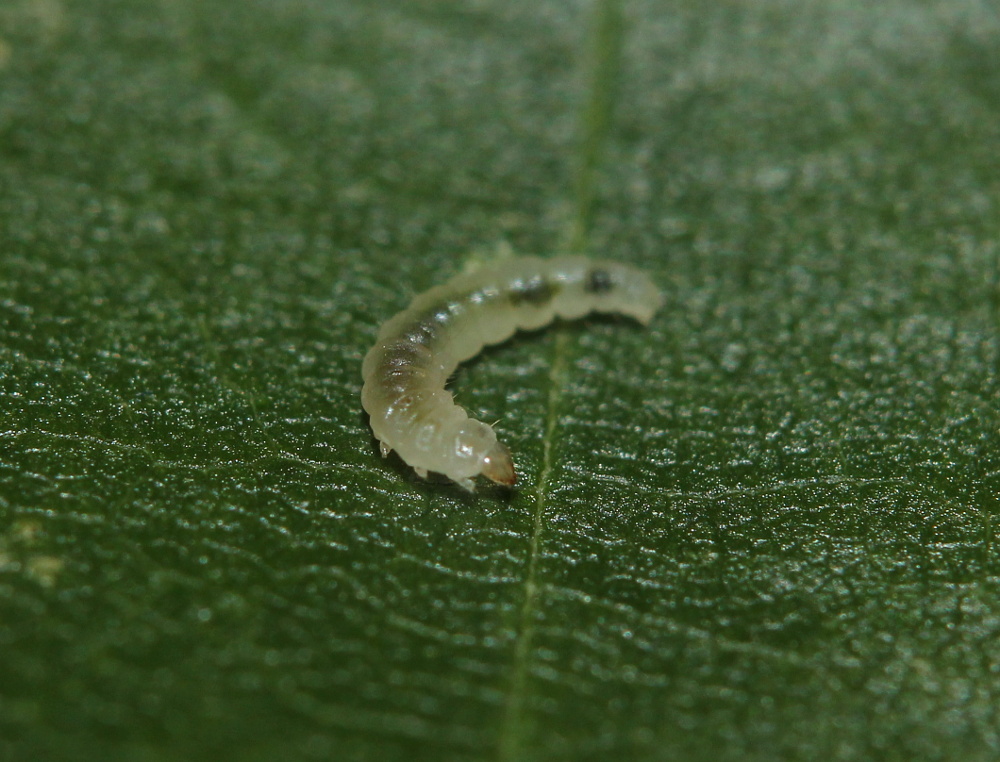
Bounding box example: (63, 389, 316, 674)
(360, 255, 663, 491)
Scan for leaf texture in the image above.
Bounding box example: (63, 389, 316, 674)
(2, 1, 1000, 760)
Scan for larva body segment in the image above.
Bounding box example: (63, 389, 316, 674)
(361, 255, 663, 491)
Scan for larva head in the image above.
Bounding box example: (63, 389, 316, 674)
(481, 441, 516, 486)
(451, 419, 517, 487)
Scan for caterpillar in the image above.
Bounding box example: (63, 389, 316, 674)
(361, 255, 663, 491)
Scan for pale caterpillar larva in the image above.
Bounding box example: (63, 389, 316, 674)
(361, 255, 663, 491)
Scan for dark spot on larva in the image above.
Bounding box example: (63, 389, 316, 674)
(402, 309, 451, 347)
(508, 275, 558, 306)
(585, 268, 614, 295)
(403, 320, 437, 347)
(379, 339, 433, 371)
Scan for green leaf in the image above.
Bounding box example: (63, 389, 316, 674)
(3, 1, 1000, 760)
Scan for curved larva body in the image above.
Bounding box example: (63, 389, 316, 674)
(361, 255, 663, 491)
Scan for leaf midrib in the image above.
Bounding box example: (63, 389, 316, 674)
(496, 1, 625, 758)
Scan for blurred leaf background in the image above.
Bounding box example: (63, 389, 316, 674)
(2, 0, 1000, 760)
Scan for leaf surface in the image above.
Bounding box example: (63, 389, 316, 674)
(2, 1, 1000, 760)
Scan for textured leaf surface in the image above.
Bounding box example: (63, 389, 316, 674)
(2, 1, 1000, 760)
